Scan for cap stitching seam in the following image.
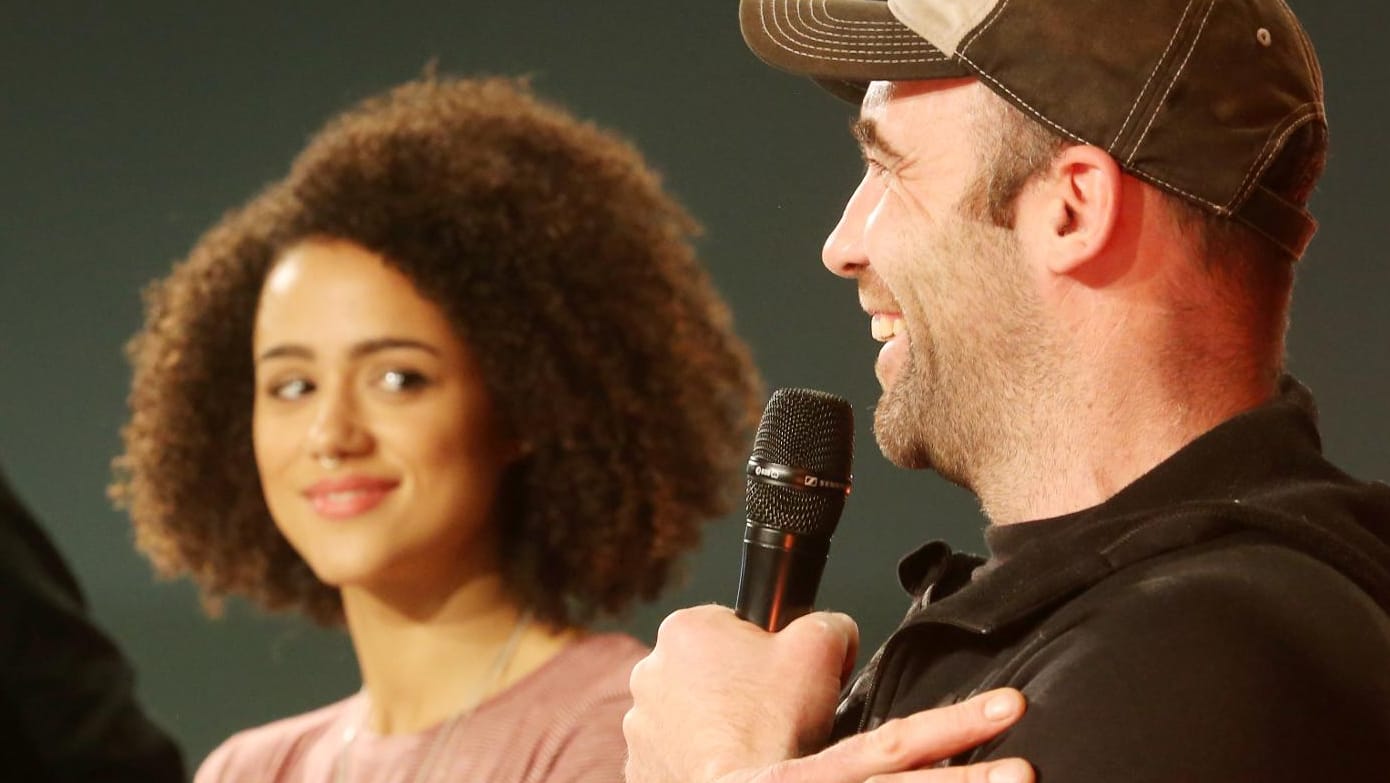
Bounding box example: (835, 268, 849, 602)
(804, 0, 931, 38)
(959, 51, 1085, 145)
(961, 15, 1228, 214)
(1239, 186, 1310, 257)
(812, 0, 918, 29)
(1126, 169, 1221, 212)
(958, 0, 1214, 215)
(959, 0, 1014, 54)
(1126, 0, 1216, 164)
(1110, 0, 1198, 150)
(767, 1, 939, 59)
(765, 1, 944, 62)
(1228, 104, 1323, 209)
(785, 0, 934, 42)
(952, 0, 1309, 221)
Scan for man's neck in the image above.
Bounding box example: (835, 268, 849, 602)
(973, 364, 1272, 526)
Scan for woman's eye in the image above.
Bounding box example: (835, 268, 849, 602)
(380, 369, 429, 393)
(269, 377, 314, 400)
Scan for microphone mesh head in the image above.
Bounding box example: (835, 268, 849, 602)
(746, 388, 854, 537)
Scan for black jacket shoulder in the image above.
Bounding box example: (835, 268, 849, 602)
(971, 532, 1390, 781)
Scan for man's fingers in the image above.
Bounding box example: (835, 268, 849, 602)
(780, 611, 860, 684)
(862, 757, 1034, 783)
(828, 613, 861, 686)
(782, 610, 858, 647)
(654, 604, 739, 645)
(765, 688, 1027, 783)
(838, 688, 1025, 770)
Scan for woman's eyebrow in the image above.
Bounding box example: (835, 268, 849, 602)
(254, 337, 441, 365)
(255, 344, 312, 364)
(348, 337, 441, 359)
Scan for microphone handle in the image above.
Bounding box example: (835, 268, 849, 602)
(734, 522, 831, 631)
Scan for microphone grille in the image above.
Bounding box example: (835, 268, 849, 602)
(746, 388, 854, 537)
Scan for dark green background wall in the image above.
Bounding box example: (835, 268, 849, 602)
(2, 1, 1386, 768)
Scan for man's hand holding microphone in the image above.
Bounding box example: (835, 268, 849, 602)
(623, 390, 1032, 783)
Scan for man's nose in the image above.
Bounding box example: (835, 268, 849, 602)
(822, 175, 876, 279)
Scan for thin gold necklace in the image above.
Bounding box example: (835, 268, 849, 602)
(333, 609, 532, 783)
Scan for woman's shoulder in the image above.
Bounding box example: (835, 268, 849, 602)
(489, 631, 648, 732)
(534, 632, 646, 700)
(489, 633, 646, 782)
(556, 631, 648, 675)
(193, 693, 360, 783)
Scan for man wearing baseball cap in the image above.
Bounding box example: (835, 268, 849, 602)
(624, 1, 1390, 781)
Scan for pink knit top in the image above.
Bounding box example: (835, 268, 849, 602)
(194, 633, 645, 783)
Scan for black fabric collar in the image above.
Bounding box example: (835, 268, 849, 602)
(895, 375, 1390, 633)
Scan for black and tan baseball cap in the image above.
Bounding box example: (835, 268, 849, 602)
(740, 0, 1327, 259)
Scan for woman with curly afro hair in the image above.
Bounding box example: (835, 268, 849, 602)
(112, 75, 762, 782)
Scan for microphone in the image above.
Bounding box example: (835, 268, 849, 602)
(735, 388, 854, 631)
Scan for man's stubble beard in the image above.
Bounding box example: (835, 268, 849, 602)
(871, 215, 1053, 492)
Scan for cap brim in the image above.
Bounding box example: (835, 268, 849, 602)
(740, 0, 969, 103)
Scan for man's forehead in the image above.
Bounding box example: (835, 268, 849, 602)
(860, 78, 979, 119)
(855, 79, 974, 155)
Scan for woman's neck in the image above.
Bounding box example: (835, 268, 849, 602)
(341, 573, 579, 734)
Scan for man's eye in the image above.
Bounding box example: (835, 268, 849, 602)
(270, 378, 314, 400)
(381, 369, 429, 392)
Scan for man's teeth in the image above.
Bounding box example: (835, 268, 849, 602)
(871, 314, 905, 342)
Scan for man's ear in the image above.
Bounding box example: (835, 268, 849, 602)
(1027, 145, 1123, 276)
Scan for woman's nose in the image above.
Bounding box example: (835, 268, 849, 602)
(306, 386, 371, 467)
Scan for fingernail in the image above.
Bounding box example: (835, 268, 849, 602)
(987, 759, 1031, 783)
(983, 692, 1020, 721)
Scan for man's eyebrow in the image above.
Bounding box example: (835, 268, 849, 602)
(851, 118, 905, 162)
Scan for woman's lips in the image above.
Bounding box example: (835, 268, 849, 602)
(303, 476, 400, 520)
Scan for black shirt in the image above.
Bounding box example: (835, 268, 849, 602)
(0, 466, 185, 782)
(832, 377, 1390, 780)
